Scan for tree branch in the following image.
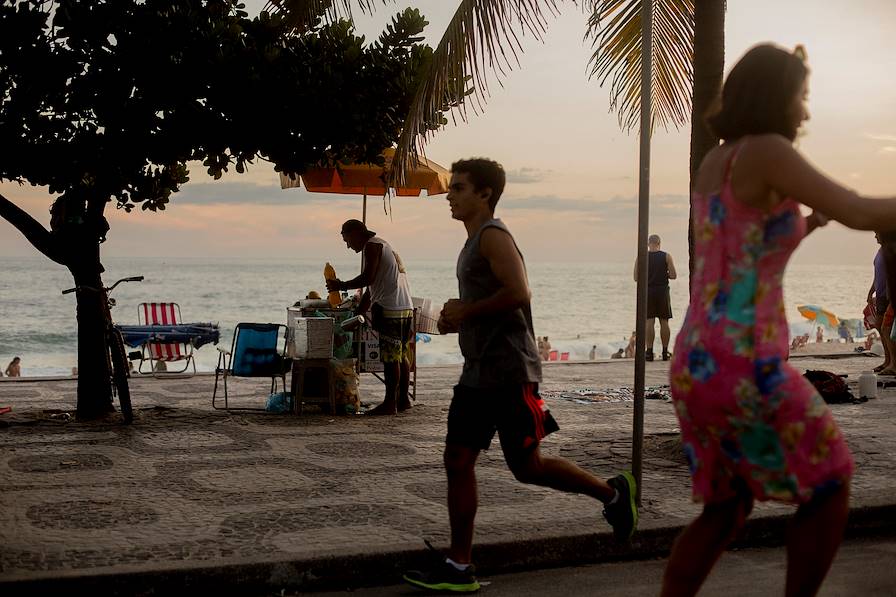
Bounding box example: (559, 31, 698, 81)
(0, 191, 67, 265)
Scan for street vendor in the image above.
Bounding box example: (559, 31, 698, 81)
(326, 219, 413, 415)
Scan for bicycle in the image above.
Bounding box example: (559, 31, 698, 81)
(63, 276, 144, 423)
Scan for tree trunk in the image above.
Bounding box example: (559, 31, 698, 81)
(0, 192, 115, 418)
(70, 240, 114, 419)
(688, 0, 725, 287)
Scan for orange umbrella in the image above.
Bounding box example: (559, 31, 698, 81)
(279, 148, 450, 223)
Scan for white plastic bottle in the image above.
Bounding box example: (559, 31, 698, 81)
(858, 371, 877, 400)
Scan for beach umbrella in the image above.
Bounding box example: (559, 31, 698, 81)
(797, 304, 840, 329)
(279, 148, 450, 224)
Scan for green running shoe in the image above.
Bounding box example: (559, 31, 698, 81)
(404, 542, 480, 593)
(602, 471, 639, 542)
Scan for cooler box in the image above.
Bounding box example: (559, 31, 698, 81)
(287, 308, 334, 359)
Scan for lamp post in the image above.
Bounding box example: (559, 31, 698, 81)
(631, 0, 653, 506)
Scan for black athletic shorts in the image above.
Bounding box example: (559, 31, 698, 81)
(646, 286, 672, 319)
(446, 383, 559, 454)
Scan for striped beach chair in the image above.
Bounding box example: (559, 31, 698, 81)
(137, 302, 196, 377)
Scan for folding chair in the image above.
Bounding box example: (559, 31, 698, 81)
(137, 302, 195, 377)
(212, 323, 289, 411)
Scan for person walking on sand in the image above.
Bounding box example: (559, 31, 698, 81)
(403, 158, 637, 593)
(634, 234, 677, 361)
(326, 219, 414, 415)
(874, 230, 896, 375)
(663, 43, 896, 597)
(4, 357, 21, 377)
(866, 235, 893, 373)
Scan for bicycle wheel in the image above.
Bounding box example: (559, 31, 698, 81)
(109, 328, 134, 424)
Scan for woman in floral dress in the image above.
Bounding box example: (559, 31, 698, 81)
(662, 44, 896, 597)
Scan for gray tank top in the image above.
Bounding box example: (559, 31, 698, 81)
(457, 219, 542, 388)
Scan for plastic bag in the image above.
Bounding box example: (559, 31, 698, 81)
(331, 358, 361, 414)
(265, 391, 293, 413)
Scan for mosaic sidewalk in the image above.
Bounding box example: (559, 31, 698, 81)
(0, 356, 893, 593)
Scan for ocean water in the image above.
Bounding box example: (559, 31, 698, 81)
(0, 256, 872, 376)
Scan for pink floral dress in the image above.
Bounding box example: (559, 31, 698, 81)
(670, 142, 854, 504)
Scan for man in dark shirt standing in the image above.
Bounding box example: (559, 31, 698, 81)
(403, 158, 638, 593)
(635, 234, 677, 361)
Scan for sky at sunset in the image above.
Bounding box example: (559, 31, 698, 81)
(2, 0, 894, 265)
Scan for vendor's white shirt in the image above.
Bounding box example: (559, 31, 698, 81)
(364, 236, 412, 311)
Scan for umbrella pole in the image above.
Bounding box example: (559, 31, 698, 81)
(631, 0, 653, 507)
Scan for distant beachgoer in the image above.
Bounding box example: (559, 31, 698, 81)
(537, 336, 546, 360)
(816, 326, 824, 343)
(542, 336, 552, 361)
(5, 357, 21, 377)
(624, 332, 636, 359)
(635, 234, 677, 361)
(663, 43, 896, 596)
(867, 237, 892, 372)
(589, 345, 598, 360)
(865, 330, 879, 351)
(837, 322, 848, 342)
(71, 367, 78, 377)
(877, 230, 896, 375)
(406, 157, 637, 593)
(611, 348, 624, 359)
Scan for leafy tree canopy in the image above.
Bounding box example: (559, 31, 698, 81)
(0, 0, 440, 213)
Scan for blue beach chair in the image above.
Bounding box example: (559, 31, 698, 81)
(212, 323, 290, 411)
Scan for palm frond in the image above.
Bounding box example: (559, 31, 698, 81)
(390, 0, 566, 187)
(585, 0, 694, 133)
(265, 0, 389, 33)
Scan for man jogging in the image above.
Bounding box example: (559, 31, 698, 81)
(403, 158, 637, 593)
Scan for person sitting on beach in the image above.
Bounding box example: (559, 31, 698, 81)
(624, 332, 636, 358)
(5, 357, 21, 377)
(837, 321, 853, 343)
(816, 326, 824, 343)
(865, 330, 879, 351)
(611, 348, 624, 359)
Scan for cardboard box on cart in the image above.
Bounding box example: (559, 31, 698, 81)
(359, 325, 384, 372)
(357, 322, 416, 373)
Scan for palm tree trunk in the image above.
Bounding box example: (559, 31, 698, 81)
(688, 0, 725, 286)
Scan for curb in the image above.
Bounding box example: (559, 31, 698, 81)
(2, 503, 893, 595)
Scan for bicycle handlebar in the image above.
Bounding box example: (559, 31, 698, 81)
(62, 276, 144, 296)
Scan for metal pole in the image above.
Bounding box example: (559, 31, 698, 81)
(631, 0, 653, 506)
(362, 190, 368, 225)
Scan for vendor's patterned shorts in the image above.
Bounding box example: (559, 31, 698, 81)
(372, 306, 413, 364)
